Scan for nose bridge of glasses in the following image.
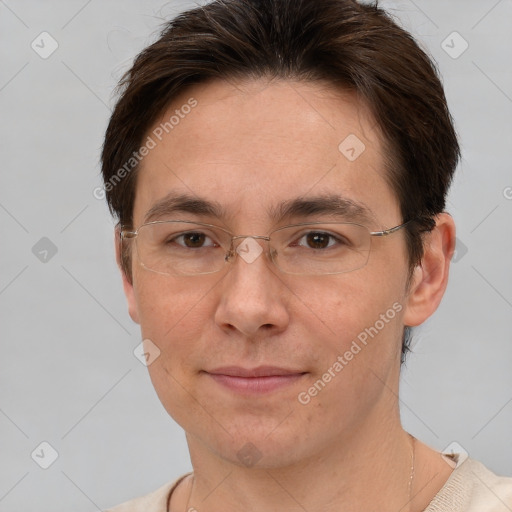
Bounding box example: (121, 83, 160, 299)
(226, 234, 272, 264)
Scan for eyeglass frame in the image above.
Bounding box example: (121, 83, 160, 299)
(120, 218, 414, 276)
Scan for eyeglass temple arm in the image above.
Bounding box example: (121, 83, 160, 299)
(369, 220, 412, 237)
(119, 229, 137, 240)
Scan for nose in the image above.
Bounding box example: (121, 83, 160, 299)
(214, 236, 290, 338)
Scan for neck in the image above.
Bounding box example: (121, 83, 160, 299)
(183, 405, 416, 512)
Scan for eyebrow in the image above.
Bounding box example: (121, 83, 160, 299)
(143, 193, 225, 223)
(143, 192, 376, 225)
(269, 194, 376, 225)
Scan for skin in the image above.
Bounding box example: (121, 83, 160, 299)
(116, 78, 456, 511)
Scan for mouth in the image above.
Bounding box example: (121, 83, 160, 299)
(204, 366, 307, 394)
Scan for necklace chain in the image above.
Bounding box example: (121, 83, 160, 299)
(408, 433, 416, 510)
(176, 435, 416, 512)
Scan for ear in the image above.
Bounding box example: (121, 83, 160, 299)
(114, 226, 140, 324)
(402, 213, 456, 327)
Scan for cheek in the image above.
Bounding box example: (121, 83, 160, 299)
(299, 294, 404, 425)
(291, 272, 404, 340)
(132, 273, 218, 424)
(133, 271, 215, 339)
(132, 272, 220, 399)
(289, 272, 406, 402)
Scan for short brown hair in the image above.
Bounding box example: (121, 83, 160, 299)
(101, 0, 460, 360)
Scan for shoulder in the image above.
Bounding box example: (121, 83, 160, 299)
(425, 456, 512, 512)
(104, 472, 192, 512)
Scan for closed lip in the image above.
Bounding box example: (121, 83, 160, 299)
(206, 366, 306, 378)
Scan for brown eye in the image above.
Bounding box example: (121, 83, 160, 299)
(167, 232, 216, 249)
(305, 232, 331, 249)
(182, 232, 207, 248)
(297, 231, 343, 250)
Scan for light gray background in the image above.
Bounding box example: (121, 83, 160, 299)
(1, 1, 511, 510)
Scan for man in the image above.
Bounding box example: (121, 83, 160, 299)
(100, 0, 512, 510)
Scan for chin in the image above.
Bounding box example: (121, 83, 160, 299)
(186, 412, 322, 470)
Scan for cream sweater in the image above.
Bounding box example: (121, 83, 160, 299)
(105, 457, 512, 511)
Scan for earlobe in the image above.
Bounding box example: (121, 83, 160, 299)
(114, 227, 140, 325)
(402, 213, 456, 327)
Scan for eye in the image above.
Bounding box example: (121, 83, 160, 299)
(171, 232, 217, 248)
(296, 231, 346, 250)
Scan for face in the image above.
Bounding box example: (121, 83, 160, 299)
(120, 79, 421, 469)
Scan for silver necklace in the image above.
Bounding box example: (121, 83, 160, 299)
(408, 433, 416, 510)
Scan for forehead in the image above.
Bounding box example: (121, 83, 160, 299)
(133, 78, 400, 228)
